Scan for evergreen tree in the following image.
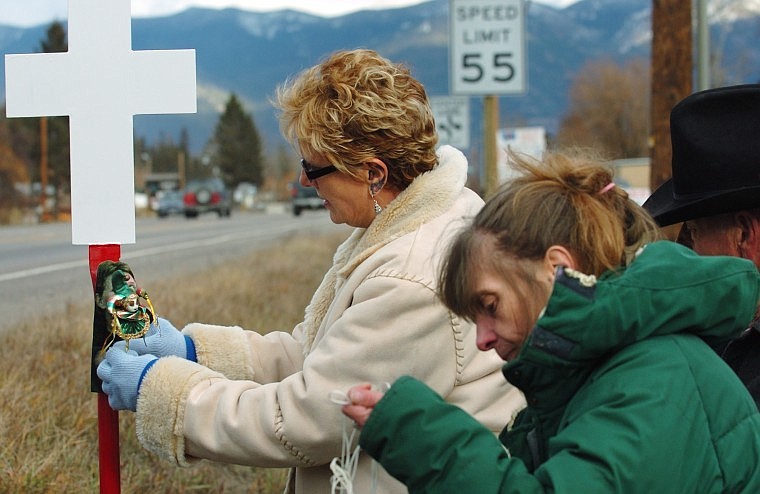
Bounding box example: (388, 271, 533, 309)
(41, 21, 67, 53)
(151, 133, 183, 174)
(210, 94, 264, 187)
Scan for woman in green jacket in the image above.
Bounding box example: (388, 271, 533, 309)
(342, 150, 760, 493)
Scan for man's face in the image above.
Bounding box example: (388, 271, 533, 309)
(683, 213, 742, 257)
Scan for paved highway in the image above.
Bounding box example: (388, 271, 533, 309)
(0, 208, 344, 331)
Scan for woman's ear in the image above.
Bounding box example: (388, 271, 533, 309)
(545, 245, 576, 271)
(366, 159, 389, 198)
(366, 159, 388, 185)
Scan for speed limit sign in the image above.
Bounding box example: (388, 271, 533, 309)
(449, 0, 526, 95)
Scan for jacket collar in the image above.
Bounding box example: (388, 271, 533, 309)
(337, 145, 468, 277)
(299, 145, 470, 354)
(504, 241, 760, 411)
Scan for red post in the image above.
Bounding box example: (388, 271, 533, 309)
(97, 394, 121, 493)
(89, 244, 122, 494)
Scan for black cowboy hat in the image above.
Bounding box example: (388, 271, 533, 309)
(643, 84, 760, 226)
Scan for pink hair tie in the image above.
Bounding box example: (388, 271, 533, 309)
(598, 182, 616, 195)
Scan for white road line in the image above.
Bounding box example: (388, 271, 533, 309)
(0, 259, 89, 282)
(0, 224, 297, 283)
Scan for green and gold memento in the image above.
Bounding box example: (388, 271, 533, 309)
(94, 261, 158, 357)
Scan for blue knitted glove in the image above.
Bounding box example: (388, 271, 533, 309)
(97, 348, 157, 411)
(114, 317, 196, 361)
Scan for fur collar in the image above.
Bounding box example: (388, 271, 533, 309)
(300, 145, 469, 354)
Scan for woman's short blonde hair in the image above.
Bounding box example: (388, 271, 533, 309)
(273, 49, 439, 190)
(440, 149, 663, 320)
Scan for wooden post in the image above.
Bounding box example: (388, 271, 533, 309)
(483, 95, 499, 198)
(178, 150, 186, 189)
(650, 0, 692, 192)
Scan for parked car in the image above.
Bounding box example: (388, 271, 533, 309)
(155, 189, 185, 218)
(290, 180, 325, 216)
(234, 182, 261, 210)
(183, 178, 232, 218)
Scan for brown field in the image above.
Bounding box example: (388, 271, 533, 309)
(0, 230, 348, 493)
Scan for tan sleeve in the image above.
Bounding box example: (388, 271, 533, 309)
(183, 323, 305, 382)
(135, 356, 224, 466)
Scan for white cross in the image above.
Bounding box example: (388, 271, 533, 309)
(4, 0, 196, 245)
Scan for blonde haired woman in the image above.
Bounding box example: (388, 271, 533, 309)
(98, 49, 525, 493)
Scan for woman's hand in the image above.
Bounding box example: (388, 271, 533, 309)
(341, 383, 386, 428)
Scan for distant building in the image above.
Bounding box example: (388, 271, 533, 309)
(142, 173, 181, 196)
(610, 157, 650, 205)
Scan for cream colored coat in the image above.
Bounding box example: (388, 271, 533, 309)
(135, 146, 526, 493)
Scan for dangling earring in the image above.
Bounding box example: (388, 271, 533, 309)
(369, 183, 383, 215)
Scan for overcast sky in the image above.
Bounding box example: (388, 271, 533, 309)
(2, 0, 578, 27)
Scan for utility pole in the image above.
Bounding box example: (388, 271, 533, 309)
(649, 0, 692, 193)
(178, 150, 186, 189)
(696, 0, 710, 90)
(483, 96, 499, 198)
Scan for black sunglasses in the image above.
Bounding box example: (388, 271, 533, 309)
(301, 159, 339, 181)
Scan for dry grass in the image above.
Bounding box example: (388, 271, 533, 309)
(0, 230, 348, 493)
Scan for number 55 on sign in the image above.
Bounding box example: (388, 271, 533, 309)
(449, 0, 526, 95)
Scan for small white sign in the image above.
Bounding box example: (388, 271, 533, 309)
(449, 0, 526, 95)
(5, 0, 196, 245)
(430, 96, 470, 149)
(496, 126, 546, 182)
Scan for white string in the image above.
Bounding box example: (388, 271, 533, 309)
(329, 390, 361, 494)
(328, 386, 388, 494)
(330, 417, 361, 494)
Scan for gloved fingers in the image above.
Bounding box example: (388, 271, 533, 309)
(96, 357, 113, 382)
(97, 357, 127, 409)
(99, 348, 150, 411)
(104, 385, 131, 411)
(139, 322, 187, 359)
(157, 317, 179, 333)
(139, 317, 179, 346)
(105, 346, 139, 363)
(122, 337, 153, 355)
(107, 394, 121, 410)
(111, 339, 129, 352)
(144, 321, 160, 338)
(101, 379, 115, 396)
(144, 317, 175, 336)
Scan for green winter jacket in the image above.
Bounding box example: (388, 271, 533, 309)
(359, 241, 760, 493)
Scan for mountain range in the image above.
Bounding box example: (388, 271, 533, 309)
(1, 0, 759, 157)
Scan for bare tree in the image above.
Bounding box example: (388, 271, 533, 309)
(0, 110, 30, 215)
(557, 58, 650, 159)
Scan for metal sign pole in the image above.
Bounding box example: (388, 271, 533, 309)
(89, 244, 122, 493)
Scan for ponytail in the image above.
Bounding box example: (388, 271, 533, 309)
(481, 149, 661, 276)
